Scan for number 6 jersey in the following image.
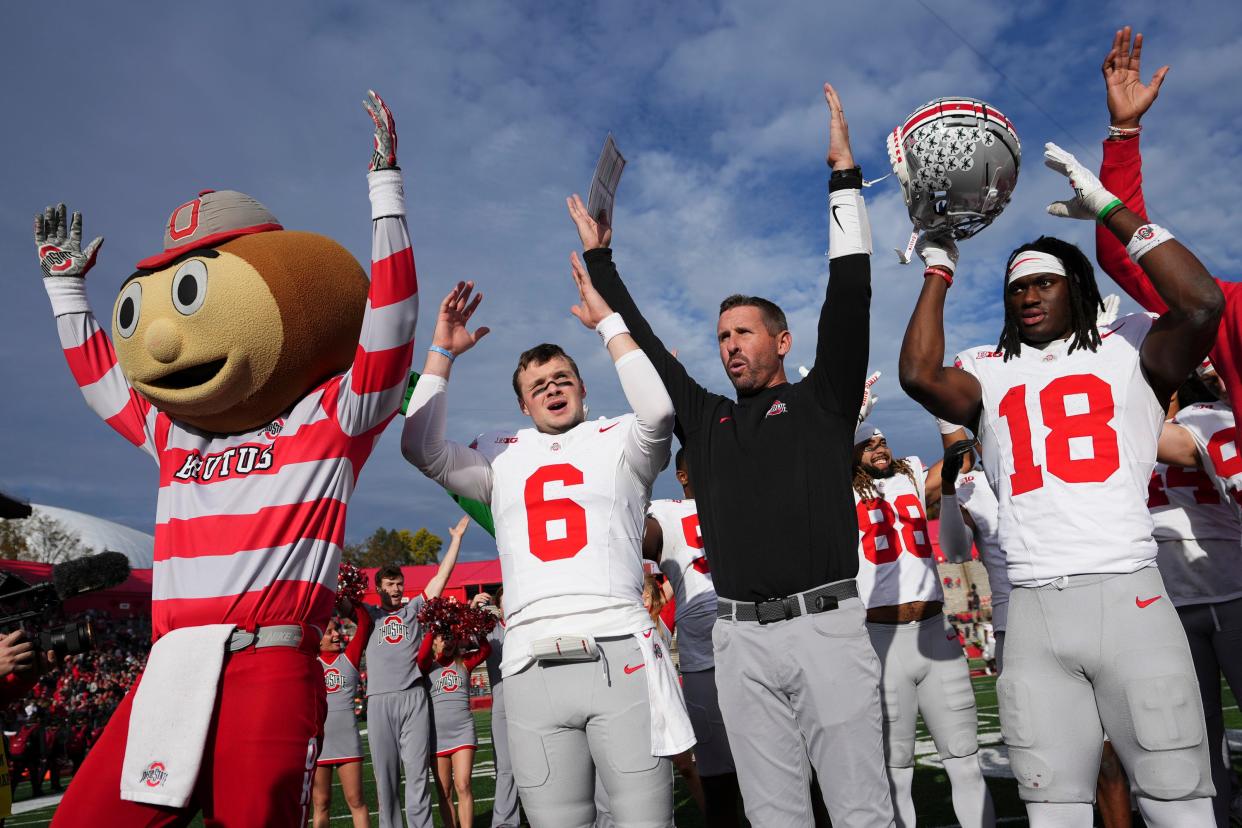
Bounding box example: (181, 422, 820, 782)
(955, 313, 1164, 587)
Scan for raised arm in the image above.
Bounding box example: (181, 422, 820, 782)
(1094, 27, 1170, 312)
(1156, 421, 1201, 468)
(897, 236, 984, 425)
(424, 515, 469, 600)
(807, 83, 872, 416)
(1044, 143, 1223, 402)
(569, 197, 712, 436)
(642, 516, 663, 563)
(335, 91, 420, 436)
(568, 253, 674, 484)
(462, 638, 491, 672)
(35, 205, 161, 460)
(341, 598, 374, 668)
(401, 283, 495, 503)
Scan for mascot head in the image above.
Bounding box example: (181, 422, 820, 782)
(111, 190, 368, 433)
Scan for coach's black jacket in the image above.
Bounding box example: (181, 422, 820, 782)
(585, 174, 870, 603)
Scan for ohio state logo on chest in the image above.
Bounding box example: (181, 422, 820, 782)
(323, 667, 343, 693)
(173, 443, 274, 482)
(439, 667, 462, 692)
(380, 615, 407, 644)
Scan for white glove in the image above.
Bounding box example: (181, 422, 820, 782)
(1096, 293, 1121, 327)
(859, 371, 880, 424)
(915, 232, 958, 273)
(1044, 142, 1122, 221)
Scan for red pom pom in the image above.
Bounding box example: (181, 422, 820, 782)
(337, 562, 367, 605)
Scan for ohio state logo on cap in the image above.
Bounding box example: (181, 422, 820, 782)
(381, 615, 407, 644)
(140, 761, 169, 788)
(136, 189, 283, 271)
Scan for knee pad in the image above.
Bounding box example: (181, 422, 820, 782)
(1123, 666, 1211, 800)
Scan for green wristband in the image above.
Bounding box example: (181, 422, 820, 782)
(1096, 197, 1124, 223)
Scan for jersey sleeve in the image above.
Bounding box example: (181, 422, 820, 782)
(462, 638, 491, 671)
(415, 631, 434, 674)
(332, 170, 420, 437)
(343, 601, 374, 668)
(1093, 138, 1168, 314)
(42, 278, 162, 461)
(402, 373, 495, 503)
(614, 350, 675, 487)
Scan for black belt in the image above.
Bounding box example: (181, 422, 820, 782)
(717, 579, 858, 624)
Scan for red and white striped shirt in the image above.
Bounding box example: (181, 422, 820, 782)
(43, 170, 418, 640)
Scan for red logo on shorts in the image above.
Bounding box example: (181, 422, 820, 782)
(623, 663, 645, 675)
(381, 615, 407, 644)
(323, 667, 342, 693)
(140, 761, 169, 788)
(1136, 595, 1163, 609)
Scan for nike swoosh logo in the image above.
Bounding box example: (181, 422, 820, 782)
(831, 204, 845, 231)
(642, 629, 653, 638)
(719, 416, 731, 424)
(599, 422, 619, 433)
(1100, 321, 1126, 339)
(1136, 595, 1162, 608)
(623, 663, 645, 675)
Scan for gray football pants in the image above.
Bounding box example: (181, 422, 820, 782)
(999, 568, 1213, 804)
(1178, 596, 1242, 828)
(367, 685, 434, 828)
(714, 596, 895, 827)
(489, 681, 521, 828)
(505, 635, 672, 827)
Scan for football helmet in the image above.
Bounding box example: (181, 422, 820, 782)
(887, 98, 1021, 239)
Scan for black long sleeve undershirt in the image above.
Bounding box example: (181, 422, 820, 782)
(585, 180, 871, 602)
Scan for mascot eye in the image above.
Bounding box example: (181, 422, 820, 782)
(172, 259, 208, 316)
(115, 281, 142, 339)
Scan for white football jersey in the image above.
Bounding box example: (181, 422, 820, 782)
(955, 465, 1011, 631)
(955, 313, 1164, 586)
(474, 414, 653, 675)
(648, 498, 717, 672)
(1173, 402, 1242, 512)
(854, 456, 943, 608)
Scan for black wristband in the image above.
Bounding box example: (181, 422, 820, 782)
(829, 166, 863, 192)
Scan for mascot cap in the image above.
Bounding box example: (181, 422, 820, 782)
(136, 189, 283, 270)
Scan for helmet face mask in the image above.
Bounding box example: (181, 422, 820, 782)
(887, 98, 1021, 240)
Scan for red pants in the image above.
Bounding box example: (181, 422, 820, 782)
(52, 645, 326, 827)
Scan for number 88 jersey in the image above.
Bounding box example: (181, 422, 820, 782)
(955, 313, 1164, 587)
(854, 456, 943, 608)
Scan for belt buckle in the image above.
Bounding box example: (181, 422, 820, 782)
(755, 597, 796, 625)
(813, 594, 839, 613)
(228, 629, 256, 651)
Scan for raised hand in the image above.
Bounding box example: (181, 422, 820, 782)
(448, 514, 471, 540)
(568, 251, 616, 330)
(915, 232, 959, 274)
(823, 83, 855, 171)
(859, 370, 881, 424)
(1044, 143, 1122, 221)
(566, 194, 612, 251)
(364, 89, 398, 171)
(432, 281, 490, 357)
(1103, 27, 1169, 130)
(34, 204, 103, 278)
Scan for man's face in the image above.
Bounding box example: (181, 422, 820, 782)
(855, 435, 894, 478)
(717, 306, 790, 395)
(1005, 272, 1072, 345)
(378, 576, 404, 607)
(517, 356, 587, 434)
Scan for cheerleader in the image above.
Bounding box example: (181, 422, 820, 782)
(313, 597, 373, 828)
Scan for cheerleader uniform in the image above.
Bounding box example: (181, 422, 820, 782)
(317, 605, 373, 765)
(417, 633, 491, 757)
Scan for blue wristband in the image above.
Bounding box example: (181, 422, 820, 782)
(428, 345, 456, 363)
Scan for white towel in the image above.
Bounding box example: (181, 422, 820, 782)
(121, 624, 234, 807)
(633, 627, 695, 757)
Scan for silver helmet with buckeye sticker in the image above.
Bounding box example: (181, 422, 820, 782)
(887, 98, 1021, 240)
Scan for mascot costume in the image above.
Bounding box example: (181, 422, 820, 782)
(34, 91, 417, 826)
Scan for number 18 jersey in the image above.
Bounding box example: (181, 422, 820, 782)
(955, 313, 1163, 587)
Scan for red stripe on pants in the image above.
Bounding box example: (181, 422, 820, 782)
(51, 645, 327, 827)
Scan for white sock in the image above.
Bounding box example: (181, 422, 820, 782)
(1136, 796, 1214, 828)
(1026, 801, 1093, 828)
(888, 765, 916, 828)
(942, 754, 996, 828)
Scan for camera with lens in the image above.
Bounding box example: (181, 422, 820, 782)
(0, 552, 131, 659)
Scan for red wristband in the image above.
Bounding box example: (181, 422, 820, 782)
(924, 266, 953, 287)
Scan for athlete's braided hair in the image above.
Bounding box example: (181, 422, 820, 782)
(852, 457, 918, 501)
(997, 236, 1103, 361)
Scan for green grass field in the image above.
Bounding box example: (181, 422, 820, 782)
(7, 665, 1240, 826)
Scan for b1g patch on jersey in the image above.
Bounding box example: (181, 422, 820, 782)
(380, 615, 408, 644)
(766, 401, 788, 417)
(173, 444, 274, 482)
(323, 667, 343, 693)
(439, 667, 462, 692)
(140, 761, 169, 788)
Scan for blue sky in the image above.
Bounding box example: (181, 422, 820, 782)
(2, 1, 1240, 561)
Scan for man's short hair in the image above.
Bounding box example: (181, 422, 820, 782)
(512, 343, 581, 400)
(675, 447, 688, 473)
(718, 294, 788, 335)
(374, 564, 404, 588)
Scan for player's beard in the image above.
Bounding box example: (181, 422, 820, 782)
(863, 461, 896, 479)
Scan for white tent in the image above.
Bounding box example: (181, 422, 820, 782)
(27, 504, 154, 569)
